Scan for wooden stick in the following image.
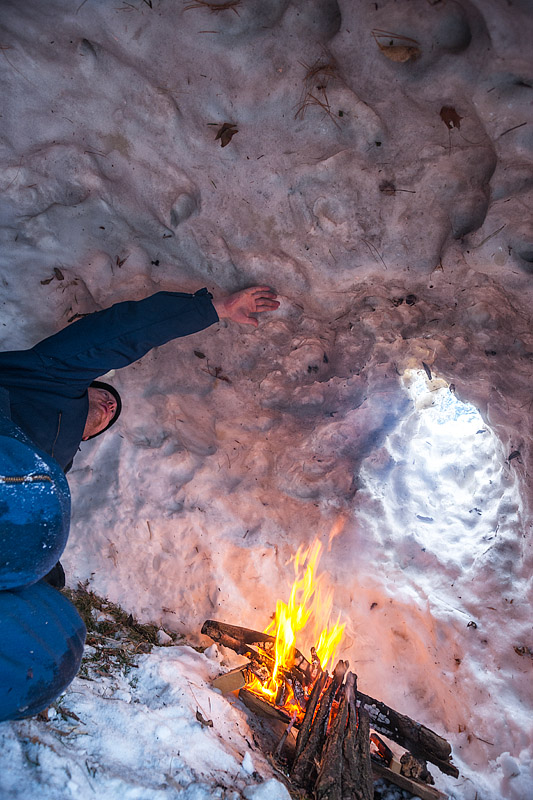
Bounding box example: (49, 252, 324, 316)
(275, 711, 298, 759)
(291, 660, 348, 790)
(201, 619, 312, 682)
(315, 674, 350, 800)
(342, 674, 373, 800)
(202, 619, 276, 653)
(293, 670, 327, 763)
(202, 621, 457, 779)
(372, 761, 449, 800)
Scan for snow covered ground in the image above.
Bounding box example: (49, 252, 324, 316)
(1, 0, 533, 797)
(0, 635, 294, 800)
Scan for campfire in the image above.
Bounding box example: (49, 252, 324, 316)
(203, 540, 459, 800)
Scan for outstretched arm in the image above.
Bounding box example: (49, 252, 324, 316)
(213, 286, 280, 327)
(29, 289, 219, 390)
(0, 286, 280, 398)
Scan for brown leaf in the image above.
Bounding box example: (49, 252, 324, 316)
(372, 30, 420, 63)
(194, 350, 206, 359)
(196, 709, 213, 728)
(377, 43, 420, 62)
(40, 276, 54, 285)
(422, 361, 432, 380)
(215, 122, 238, 147)
(440, 106, 463, 130)
(54, 267, 65, 281)
(514, 645, 533, 658)
(379, 180, 396, 196)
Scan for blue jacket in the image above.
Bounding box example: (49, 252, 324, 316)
(1, 392, 85, 721)
(0, 289, 219, 471)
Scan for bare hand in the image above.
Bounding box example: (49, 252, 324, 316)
(213, 286, 280, 327)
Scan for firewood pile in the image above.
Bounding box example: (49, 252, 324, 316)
(203, 620, 458, 800)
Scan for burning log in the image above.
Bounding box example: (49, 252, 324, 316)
(203, 617, 458, 798)
(239, 687, 293, 723)
(201, 619, 313, 684)
(203, 620, 456, 774)
(293, 669, 327, 763)
(291, 659, 348, 790)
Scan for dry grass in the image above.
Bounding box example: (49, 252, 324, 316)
(295, 53, 342, 127)
(63, 581, 177, 680)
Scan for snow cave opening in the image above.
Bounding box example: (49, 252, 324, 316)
(359, 369, 518, 569)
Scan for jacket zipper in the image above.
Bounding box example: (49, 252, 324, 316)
(0, 475, 52, 483)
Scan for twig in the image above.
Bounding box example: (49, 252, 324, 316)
(362, 238, 387, 270)
(0, 44, 37, 86)
(372, 28, 419, 44)
(3, 158, 23, 191)
(474, 224, 505, 249)
(274, 711, 298, 759)
(473, 735, 494, 745)
(498, 121, 527, 138)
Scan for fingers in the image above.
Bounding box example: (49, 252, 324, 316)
(246, 286, 278, 298)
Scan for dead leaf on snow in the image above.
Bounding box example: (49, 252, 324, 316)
(215, 122, 238, 147)
(440, 106, 463, 130)
(41, 268, 65, 285)
(514, 645, 533, 658)
(196, 709, 213, 728)
(379, 180, 396, 196)
(372, 29, 420, 63)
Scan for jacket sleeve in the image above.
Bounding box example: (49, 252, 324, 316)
(29, 288, 219, 390)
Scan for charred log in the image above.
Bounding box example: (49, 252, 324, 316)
(202, 621, 458, 782)
(315, 673, 350, 800)
(356, 690, 458, 778)
(400, 752, 434, 784)
(239, 687, 292, 723)
(371, 761, 449, 800)
(293, 670, 327, 763)
(201, 619, 312, 684)
(342, 673, 374, 800)
(291, 660, 348, 790)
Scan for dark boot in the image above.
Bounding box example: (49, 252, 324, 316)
(42, 562, 65, 590)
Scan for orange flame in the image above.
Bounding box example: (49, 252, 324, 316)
(249, 534, 345, 713)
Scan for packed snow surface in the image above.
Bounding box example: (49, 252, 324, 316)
(1, 0, 533, 798)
